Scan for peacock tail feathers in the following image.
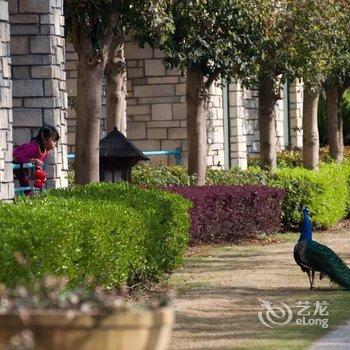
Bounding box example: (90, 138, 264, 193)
(305, 240, 350, 290)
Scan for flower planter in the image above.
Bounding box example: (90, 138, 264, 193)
(0, 306, 174, 350)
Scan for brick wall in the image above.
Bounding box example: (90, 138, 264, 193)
(0, 0, 13, 201)
(244, 85, 290, 155)
(125, 43, 188, 164)
(10, 0, 68, 189)
(207, 81, 225, 168)
(66, 40, 301, 169)
(289, 80, 303, 148)
(228, 83, 247, 169)
(66, 41, 225, 167)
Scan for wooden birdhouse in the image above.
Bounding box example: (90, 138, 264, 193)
(99, 128, 149, 183)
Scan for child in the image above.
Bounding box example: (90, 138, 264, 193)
(13, 125, 60, 193)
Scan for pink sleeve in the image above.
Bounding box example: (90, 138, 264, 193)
(13, 142, 38, 163)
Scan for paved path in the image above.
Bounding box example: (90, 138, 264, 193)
(169, 229, 350, 349)
(309, 322, 350, 350)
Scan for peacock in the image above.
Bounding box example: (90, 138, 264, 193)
(294, 207, 350, 290)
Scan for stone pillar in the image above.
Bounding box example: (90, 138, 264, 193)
(243, 87, 259, 156)
(289, 80, 303, 148)
(10, 0, 68, 189)
(229, 83, 247, 169)
(0, 0, 13, 202)
(275, 89, 285, 151)
(207, 81, 225, 168)
(242, 84, 290, 159)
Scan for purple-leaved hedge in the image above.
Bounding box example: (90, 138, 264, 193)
(167, 185, 285, 245)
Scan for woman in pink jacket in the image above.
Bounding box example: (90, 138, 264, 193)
(13, 125, 60, 194)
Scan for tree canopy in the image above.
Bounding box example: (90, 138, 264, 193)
(324, 1, 350, 88)
(65, 0, 120, 52)
(126, 0, 262, 86)
(289, 0, 350, 90)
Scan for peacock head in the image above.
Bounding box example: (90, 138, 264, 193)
(302, 207, 310, 215)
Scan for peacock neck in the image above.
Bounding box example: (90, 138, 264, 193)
(299, 214, 313, 242)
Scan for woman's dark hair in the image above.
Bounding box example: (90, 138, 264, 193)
(35, 125, 60, 152)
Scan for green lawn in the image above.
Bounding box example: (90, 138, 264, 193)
(169, 228, 350, 350)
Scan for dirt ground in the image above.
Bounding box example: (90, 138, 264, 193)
(169, 226, 350, 350)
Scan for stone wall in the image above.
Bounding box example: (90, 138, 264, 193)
(289, 80, 303, 148)
(0, 3, 309, 203)
(244, 84, 292, 156)
(228, 83, 247, 169)
(65, 41, 302, 170)
(125, 42, 188, 165)
(10, 0, 68, 189)
(66, 42, 225, 167)
(243, 88, 259, 155)
(206, 81, 225, 168)
(0, 0, 13, 201)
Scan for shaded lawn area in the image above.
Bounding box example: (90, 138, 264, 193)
(169, 227, 350, 350)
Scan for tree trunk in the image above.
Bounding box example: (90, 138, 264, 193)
(105, 36, 127, 135)
(326, 85, 344, 163)
(303, 90, 320, 169)
(258, 77, 278, 170)
(186, 67, 207, 186)
(74, 28, 114, 184)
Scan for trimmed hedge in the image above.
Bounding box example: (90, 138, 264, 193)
(248, 146, 350, 168)
(166, 185, 285, 244)
(132, 164, 194, 186)
(132, 163, 268, 186)
(132, 162, 350, 230)
(0, 183, 191, 288)
(271, 163, 350, 229)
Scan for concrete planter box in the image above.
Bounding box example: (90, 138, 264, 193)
(0, 306, 174, 350)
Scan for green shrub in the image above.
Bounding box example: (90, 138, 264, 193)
(132, 163, 194, 186)
(131, 163, 350, 230)
(0, 183, 191, 288)
(208, 164, 350, 229)
(132, 164, 270, 186)
(49, 183, 191, 281)
(248, 146, 350, 168)
(206, 166, 270, 185)
(270, 163, 350, 229)
(248, 150, 303, 168)
(207, 163, 350, 229)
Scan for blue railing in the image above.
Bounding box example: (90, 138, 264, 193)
(12, 163, 35, 170)
(14, 186, 44, 194)
(13, 148, 182, 194)
(13, 163, 44, 194)
(143, 148, 182, 165)
(67, 148, 182, 164)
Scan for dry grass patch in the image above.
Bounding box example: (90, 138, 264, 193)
(169, 228, 350, 350)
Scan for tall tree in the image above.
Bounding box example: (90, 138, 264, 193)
(326, 85, 345, 162)
(65, 1, 164, 182)
(65, 1, 119, 184)
(246, 0, 329, 170)
(249, 0, 298, 170)
(247, 0, 348, 170)
(324, 1, 350, 162)
(105, 36, 127, 135)
(302, 90, 320, 168)
(125, 0, 260, 185)
(297, 0, 347, 169)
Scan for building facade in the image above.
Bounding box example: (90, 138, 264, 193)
(0, 0, 13, 201)
(66, 42, 303, 168)
(0, 0, 304, 201)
